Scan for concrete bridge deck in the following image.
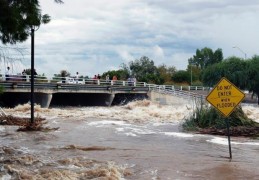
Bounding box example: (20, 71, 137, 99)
(4, 76, 251, 108)
(0, 81, 150, 108)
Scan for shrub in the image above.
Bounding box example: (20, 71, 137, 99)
(182, 99, 258, 131)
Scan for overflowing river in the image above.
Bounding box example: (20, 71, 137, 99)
(0, 100, 259, 179)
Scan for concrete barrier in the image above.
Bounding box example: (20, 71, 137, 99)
(148, 91, 190, 105)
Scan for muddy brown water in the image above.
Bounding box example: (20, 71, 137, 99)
(1, 101, 259, 179)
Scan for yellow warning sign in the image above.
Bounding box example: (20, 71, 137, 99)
(206, 77, 245, 117)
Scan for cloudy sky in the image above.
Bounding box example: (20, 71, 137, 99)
(4, 0, 259, 77)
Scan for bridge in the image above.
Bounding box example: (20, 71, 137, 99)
(0, 75, 209, 108)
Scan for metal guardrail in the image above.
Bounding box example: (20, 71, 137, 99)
(0, 74, 147, 87)
(0, 74, 210, 90)
(0, 74, 210, 98)
(146, 84, 208, 100)
(146, 83, 210, 91)
(0, 81, 150, 93)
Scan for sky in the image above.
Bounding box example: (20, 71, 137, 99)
(2, 0, 259, 78)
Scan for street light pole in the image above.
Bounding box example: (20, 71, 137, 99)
(191, 65, 193, 86)
(233, 46, 247, 60)
(190, 62, 196, 86)
(30, 28, 35, 124)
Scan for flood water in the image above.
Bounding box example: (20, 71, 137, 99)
(1, 100, 259, 179)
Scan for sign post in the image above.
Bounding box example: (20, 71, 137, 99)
(206, 77, 245, 159)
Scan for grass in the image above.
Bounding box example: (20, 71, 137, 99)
(182, 99, 259, 137)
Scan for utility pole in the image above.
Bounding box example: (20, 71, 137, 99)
(233, 46, 247, 60)
(30, 28, 35, 124)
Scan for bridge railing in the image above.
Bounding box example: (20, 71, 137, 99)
(146, 84, 210, 92)
(0, 74, 147, 87)
(146, 84, 208, 100)
(0, 74, 210, 93)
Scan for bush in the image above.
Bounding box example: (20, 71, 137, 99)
(182, 99, 258, 132)
(191, 80, 203, 86)
(172, 70, 189, 83)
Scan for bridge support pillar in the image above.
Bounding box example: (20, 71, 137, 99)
(105, 94, 115, 106)
(35, 93, 53, 108)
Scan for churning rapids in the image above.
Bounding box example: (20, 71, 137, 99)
(1, 100, 259, 179)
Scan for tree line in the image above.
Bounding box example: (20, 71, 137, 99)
(1, 1, 259, 102)
(100, 48, 259, 104)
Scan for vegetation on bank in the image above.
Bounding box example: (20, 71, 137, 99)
(182, 100, 259, 137)
(0, 114, 59, 131)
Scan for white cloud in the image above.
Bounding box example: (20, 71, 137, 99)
(153, 45, 165, 60)
(2, 0, 259, 77)
(116, 47, 134, 62)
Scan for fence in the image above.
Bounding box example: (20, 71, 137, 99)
(0, 74, 210, 92)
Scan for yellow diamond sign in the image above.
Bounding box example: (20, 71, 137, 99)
(206, 77, 245, 117)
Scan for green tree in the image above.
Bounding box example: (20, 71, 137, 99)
(60, 70, 70, 77)
(201, 63, 223, 87)
(188, 47, 223, 70)
(23, 68, 47, 82)
(52, 70, 70, 83)
(186, 64, 202, 85)
(202, 56, 247, 88)
(102, 69, 129, 81)
(0, 0, 63, 44)
(246, 56, 259, 104)
(129, 56, 162, 83)
(172, 70, 189, 84)
(24, 68, 37, 75)
(157, 64, 176, 84)
(53, 70, 71, 77)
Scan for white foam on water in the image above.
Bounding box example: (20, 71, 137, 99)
(207, 137, 228, 145)
(125, 132, 138, 137)
(3, 100, 194, 123)
(18, 146, 33, 154)
(207, 137, 259, 146)
(53, 130, 62, 133)
(50, 120, 58, 124)
(1, 174, 12, 180)
(242, 105, 259, 123)
(0, 126, 5, 132)
(124, 126, 157, 135)
(232, 141, 259, 146)
(3, 101, 259, 143)
(116, 127, 125, 132)
(3, 101, 259, 125)
(163, 132, 194, 138)
(86, 119, 158, 137)
(141, 169, 159, 180)
(152, 122, 176, 126)
(88, 120, 129, 126)
(114, 125, 158, 136)
(152, 122, 165, 126)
